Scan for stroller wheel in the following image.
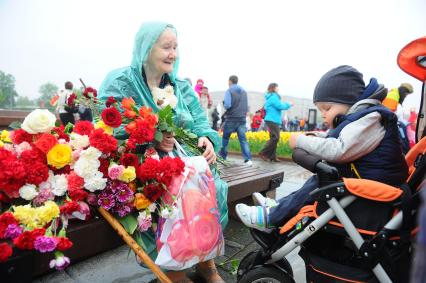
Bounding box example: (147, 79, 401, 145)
(237, 266, 294, 283)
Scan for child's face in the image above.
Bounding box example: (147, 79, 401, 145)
(316, 102, 350, 128)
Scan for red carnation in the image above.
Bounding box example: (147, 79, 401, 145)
(52, 125, 70, 142)
(10, 129, 33, 144)
(137, 158, 159, 182)
(13, 228, 45, 250)
(0, 212, 18, 239)
(60, 201, 80, 215)
(56, 237, 73, 251)
(67, 93, 77, 105)
(67, 172, 84, 191)
(89, 129, 117, 154)
(0, 243, 13, 262)
(33, 133, 58, 153)
(143, 183, 164, 202)
(101, 107, 122, 128)
(20, 148, 47, 165)
(0, 157, 26, 198)
(68, 188, 88, 202)
(26, 162, 49, 185)
(98, 158, 110, 177)
(119, 153, 139, 168)
(105, 96, 117, 108)
(83, 87, 97, 99)
(73, 121, 94, 136)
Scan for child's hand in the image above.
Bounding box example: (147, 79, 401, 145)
(289, 133, 302, 149)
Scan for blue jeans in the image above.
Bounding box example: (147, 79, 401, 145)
(220, 121, 252, 161)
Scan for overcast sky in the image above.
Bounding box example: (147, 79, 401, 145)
(1, 0, 425, 109)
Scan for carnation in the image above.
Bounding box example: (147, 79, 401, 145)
(0, 242, 13, 262)
(108, 164, 124, 180)
(73, 121, 94, 136)
(19, 184, 39, 200)
(79, 146, 102, 160)
(50, 174, 68, 196)
(84, 173, 107, 192)
(74, 158, 100, 179)
(69, 133, 90, 150)
(34, 235, 57, 253)
(137, 211, 152, 232)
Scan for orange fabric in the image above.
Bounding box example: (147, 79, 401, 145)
(382, 97, 399, 112)
(279, 205, 315, 234)
(308, 265, 365, 282)
(397, 37, 426, 82)
(406, 136, 426, 177)
(343, 178, 402, 202)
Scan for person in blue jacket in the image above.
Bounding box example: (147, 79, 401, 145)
(259, 83, 292, 162)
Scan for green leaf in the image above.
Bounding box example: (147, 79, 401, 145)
(117, 214, 138, 234)
(8, 121, 22, 129)
(154, 131, 163, 143)
(230, 259, 240, 275)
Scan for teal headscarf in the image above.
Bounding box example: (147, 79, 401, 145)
(98, 21, 220, 149)
(130, 21, 179, 81)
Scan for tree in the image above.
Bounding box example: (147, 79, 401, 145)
(0, 70, 19, 108)
(38, 82, 58, 111)
(15, 96, 36, 108)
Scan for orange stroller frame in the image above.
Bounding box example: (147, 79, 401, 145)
(236, 37, 426, 283)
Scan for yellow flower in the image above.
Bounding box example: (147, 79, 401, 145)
(37, 201, 60, 225)
(0, 130, 11, 142)
(47, 144, 72, 169)
(0, 140, 3, 147)
(118, 166, 136, 183)
(13, 204, 36, 227)
(134, 193, 151, 210)
(95, 120, 113, 135)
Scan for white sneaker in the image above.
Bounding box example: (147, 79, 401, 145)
(244, 160, 253, 166)
(235, 203, 272, 232)
(252, 192, 278, 208)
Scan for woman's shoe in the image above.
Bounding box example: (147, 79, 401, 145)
(258, 154, 269, 161)
(162, 271, 193, 283)
(195, 260, 225, 283)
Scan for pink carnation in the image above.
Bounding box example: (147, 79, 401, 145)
(108, 164, 124, 180)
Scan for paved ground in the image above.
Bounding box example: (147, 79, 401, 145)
(34, 155, 311, 283)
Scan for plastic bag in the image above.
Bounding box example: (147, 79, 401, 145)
(154, 144, 225, 270)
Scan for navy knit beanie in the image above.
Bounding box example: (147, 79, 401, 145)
(313, 65, 365, 106)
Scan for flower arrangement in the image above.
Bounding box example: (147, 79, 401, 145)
(0, 93, 195, 269)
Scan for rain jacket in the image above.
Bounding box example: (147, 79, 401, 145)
(264, 92, 291, 125)
(97, 21, 228, 260)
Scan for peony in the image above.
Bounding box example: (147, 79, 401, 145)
(47, 144, 72, 169)
(21, 109, 56, 134)
(19, 184, 38, 200)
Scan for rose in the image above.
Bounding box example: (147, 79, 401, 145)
(118, 166, 136, 183)
(121, 97, 135, 110)
(33, 133, 58, 154)
(47, 144, 72, 169)
(21, 109, 56, 134)
(101, 107, 122, 128)
(134, 193, 151, 210)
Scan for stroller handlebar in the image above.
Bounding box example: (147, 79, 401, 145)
(292, 148, 340, 183)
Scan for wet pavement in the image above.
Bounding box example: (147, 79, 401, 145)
(34, 155, 311, 283)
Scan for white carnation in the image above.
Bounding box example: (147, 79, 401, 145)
(159, 205, 178, 219)
(51, 174, 68, 196)
(21, 109, 56, 134)
(80, 146, 102, 160)
(69, 133, 90, 150)
(74, 158, 100, 179)
(19, 184, 39, 200)
(84, 174, 107, 192)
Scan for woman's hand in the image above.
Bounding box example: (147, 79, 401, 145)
(157, 132, 175, 152)
(198, 137, 216, 164)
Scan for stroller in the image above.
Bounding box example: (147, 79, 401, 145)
(236, 37, 426, 283)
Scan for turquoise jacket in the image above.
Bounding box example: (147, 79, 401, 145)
(264, 92, 291, 125)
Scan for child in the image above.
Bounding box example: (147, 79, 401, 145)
(236, 65, 409, 232)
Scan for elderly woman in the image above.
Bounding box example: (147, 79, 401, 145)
(98, 22, 227, 283)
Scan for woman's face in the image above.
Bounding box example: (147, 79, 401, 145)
(147, 28, 178, 75)
(316, 102, 350, 128)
